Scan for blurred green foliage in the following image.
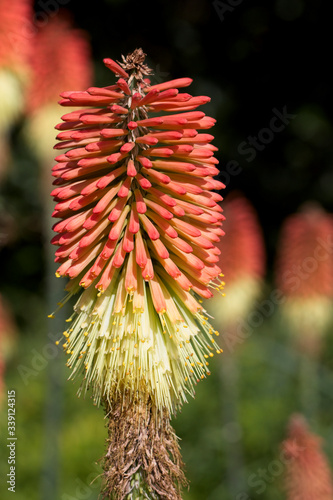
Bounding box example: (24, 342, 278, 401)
(2, 309, 333, 499)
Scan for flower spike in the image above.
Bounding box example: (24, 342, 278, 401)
(52, 48, 224, 411)
(51, 48, 224, 499)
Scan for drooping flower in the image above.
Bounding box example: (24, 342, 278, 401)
(275, 203, 333, 353)
(282, 414, 333, 500)
(51, 48, 224, 498)
(208, 192, 265, 328)
(25, 13, 92, 162)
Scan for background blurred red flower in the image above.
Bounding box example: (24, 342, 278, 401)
(208, 191, 265, 328)
(276, 203, 333, 353)
(282, 414, 333, 500)
(25, 13, 92, 163)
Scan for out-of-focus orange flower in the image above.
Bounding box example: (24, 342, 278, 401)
(282, 414, 333, 500)
(208, 192, 265, 327)
(0, 0, 32, 70)
(276, 204, 333, 353)
(0, 0, 32, 133)
(25, 13, 92, 161)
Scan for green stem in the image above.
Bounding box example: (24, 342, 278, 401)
(123, 471, 159, 500)
(299, 353, 318, 423)
(219, 334, 248, 499)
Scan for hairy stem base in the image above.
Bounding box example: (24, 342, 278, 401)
(101, 393, 187, 500)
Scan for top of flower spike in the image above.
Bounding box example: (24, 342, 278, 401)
(118, 47, 153, 80)
(106, 48, 188, 85)
(53, 48, 223, 302)
(51, 49, 224, 410)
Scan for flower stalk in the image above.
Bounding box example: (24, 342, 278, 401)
(102, 392, 186, 499)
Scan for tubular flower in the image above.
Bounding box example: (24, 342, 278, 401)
(282, 414, 333, 500)
(208, 192, 265, 327)
(276, 204, 333, 351)
(51, 48, 224, 414)
(25, 14, 92, 161)
(0, 0, 32, 133)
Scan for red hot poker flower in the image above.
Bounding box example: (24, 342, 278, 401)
(26, 14, 92, 116)
(25, 13, 92, 162)
(282, 414, 333, 500)
(209, 192, 265, 327)
(0, 0, 32, 71)
(277, 204, 333, 299)
(276, 204, 333, 349)
(219, 192, 265, 284)
(0, 0, 32, 133)
(51, 49, 225, 413)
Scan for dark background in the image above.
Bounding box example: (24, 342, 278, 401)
(71, 0, 333, 266)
